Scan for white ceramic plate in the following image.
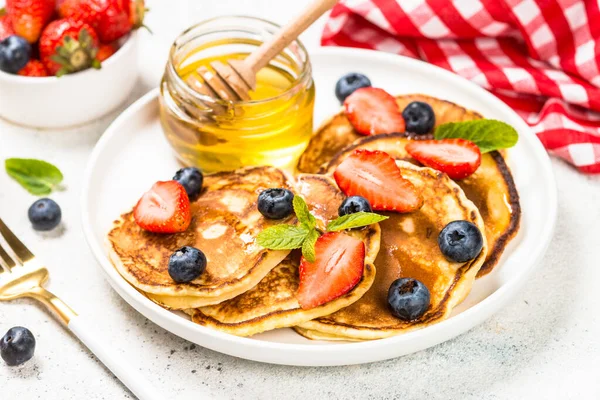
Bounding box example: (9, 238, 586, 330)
(82, 48, 557, 366)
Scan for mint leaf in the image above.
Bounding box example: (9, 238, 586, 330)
(326, 212, 388, 232)
(256, 225, 309, 250)
(434, 119, 518, 153)
(5, 158, 64, 196)
(301, 229, 320, 263)
(293, 195, 316, 229)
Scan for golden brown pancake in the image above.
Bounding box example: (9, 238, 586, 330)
(297, 94, 520, 276)
(295, 162, 487, 340)
(322, 134, 519, 277)
(185, 174, 381, 337)
(106, 167, 295, 308)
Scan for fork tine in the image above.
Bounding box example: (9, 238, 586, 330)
(0, 217, 34, 263)
(0, 241, 16, 271)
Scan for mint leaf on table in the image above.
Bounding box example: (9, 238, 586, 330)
(5, 158, 64, 196)
(256, 225, 310, 250)
(301, 229, 320, 263)
(326, 212, 389, 232)
(293, 195, 316, 229)
(434, 119, 518, 153)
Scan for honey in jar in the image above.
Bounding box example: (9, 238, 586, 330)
(159, 17, 315, 173)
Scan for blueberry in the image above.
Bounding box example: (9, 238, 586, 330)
(338, 196, 372, 217)
(402, 101, 435, 134)
(1, 327, 36, 366)
(173, 167, 204, 201)
(387, 278, 430, 321)
(335, 73, 371, 102)
(168, 246, 207, 283)
(0, 36, 31, 74)
(28, 198, 61, 231)
(257, 188, 294, 219)
(438, 220, 484, 263)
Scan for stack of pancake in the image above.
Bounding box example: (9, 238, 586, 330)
(107, 94, 520, 341)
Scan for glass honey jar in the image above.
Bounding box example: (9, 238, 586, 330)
(159, 16, 316, 173)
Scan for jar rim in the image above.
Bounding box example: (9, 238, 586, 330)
(167, 15, 312, 106)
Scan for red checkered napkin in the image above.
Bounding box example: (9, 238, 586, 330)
(322, 0, 600, 173)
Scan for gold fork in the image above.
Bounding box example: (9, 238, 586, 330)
(0, 217, 163, 400)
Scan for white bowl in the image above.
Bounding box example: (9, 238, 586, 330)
(0, 32, 139, 128)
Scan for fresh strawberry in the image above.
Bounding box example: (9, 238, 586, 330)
(59, 0, 132, 42)
(344, 87, 405, 136)
(334, 149, 423, 212)
(39, 18, 100, 76)
(0, 15, 15, 41)
(127, 0, 146, 30)
(96, 42, 116, 62)
(18, 59, 48, 76)
(297, 232, 365, 309)
(5, 0, 55, 43)
(133, 181, 191, 234)
(406, 139, 482, 180)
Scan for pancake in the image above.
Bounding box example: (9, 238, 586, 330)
(322, 137, 519, 277)
(297, 94, 481, 174)
(106, 166, 295, 308)
(298, 94, 520, 276)
(295, 161, 488, 340)
(185, 174, 381, 337)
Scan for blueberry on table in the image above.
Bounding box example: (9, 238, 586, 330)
(0, 36, 31, 74)
(388, 278, 430, 321)
(28, 198, 62, 231)
(402, 101, 435, 134)
(257, 188, 294, 219)
(173, 167, 204, 201)
(168, 246, 207, 283)
(438, 220, 484, 263)
(335, 73, 371, 103)
(338, 196, 372, 217)
(0, 326, 36, 366)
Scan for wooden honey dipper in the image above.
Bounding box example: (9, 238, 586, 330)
(192, 0, 338, 102)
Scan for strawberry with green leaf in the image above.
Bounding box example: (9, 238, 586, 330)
(39, 18, 101, 77)
(257, 195, 388, 309)
(404, 119, 519, 179)
(59, 0, 147, 43)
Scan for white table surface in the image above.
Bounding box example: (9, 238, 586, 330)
(1, 1, 600, 399)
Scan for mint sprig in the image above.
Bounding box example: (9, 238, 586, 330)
(302, 229, 320, 262)
(326, 212, 388, 232)
(293, 195, 316, 230)
(256, 225, 310, 250)
(434, 119, 518, 153)
(5, 158, 64, 196)
(256, 195, 386, 262)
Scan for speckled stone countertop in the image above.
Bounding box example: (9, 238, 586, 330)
(1, 1, 600, 399)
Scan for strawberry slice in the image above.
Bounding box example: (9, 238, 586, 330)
(406, 139, 482, 180)
(297, 232, 365, 309)
(134, 181, 191, 233)
(344, 87, 405, 135)
(334, 149, 423, 212)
